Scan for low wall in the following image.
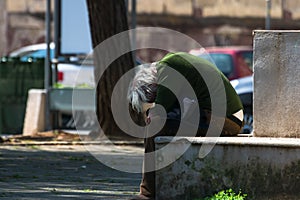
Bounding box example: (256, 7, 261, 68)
(155, 137, 300, 200)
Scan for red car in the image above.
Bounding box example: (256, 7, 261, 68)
(189, 46, 253, 80)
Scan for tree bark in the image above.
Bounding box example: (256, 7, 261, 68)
(86, 0, 134, 138)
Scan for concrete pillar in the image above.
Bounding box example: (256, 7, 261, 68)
(23, 89, 46, 135)
(253, 30, 300, 137)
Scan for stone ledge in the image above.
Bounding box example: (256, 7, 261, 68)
(155, 136, 300, 147)
(155, 136, 300, 200)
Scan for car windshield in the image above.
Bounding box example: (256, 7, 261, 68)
(18, 49, 54, 62)
(199, 53, 234, 77)
(240, 51, 253, 71)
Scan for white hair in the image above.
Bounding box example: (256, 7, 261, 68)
(128, 62, 158, 113)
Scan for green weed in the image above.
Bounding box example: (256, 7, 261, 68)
(197, 189, 247, 200)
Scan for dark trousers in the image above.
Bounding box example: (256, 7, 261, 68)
(139, 110, 242, 198)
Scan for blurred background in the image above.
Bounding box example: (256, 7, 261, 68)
(1, 0, 300, 57)
(0, 0, 299, 136)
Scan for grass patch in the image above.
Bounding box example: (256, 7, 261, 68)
(196, 189, 247, 200)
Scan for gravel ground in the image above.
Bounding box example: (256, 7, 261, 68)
(0, 144, 144, 200)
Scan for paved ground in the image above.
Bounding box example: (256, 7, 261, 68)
(0, 144, 144, 200)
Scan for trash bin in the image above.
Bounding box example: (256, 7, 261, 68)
(0, 58, 44, 134)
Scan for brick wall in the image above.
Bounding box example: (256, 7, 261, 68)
(3, 0, 50, 55)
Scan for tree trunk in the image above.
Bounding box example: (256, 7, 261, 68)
(86, 0, 134, 139)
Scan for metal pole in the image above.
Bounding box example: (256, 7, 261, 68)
(54, 0, 60, 59)
(53, 0, 60, 85)
(51, 0, 61, 129)
(45, 0, 51, 130)
(131, 0, 136, 64)
(45, 0, 51, 90)
(266, 0, 271, 30)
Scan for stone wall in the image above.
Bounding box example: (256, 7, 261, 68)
(1, 0, 300, 57)
(3, 0, 49, 55)
(0, 0, 49, 55)
(155, 137, 300, 200)
(7, 0, 300, 18)
(135, 23, 253, 62)
(7, 13, 47, 54)
(7, 0, 46, 13)
(134, 0, 300, 19)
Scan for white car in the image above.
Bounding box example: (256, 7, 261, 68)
(230, 75, 253, 134)
(9, 43, 95, 88)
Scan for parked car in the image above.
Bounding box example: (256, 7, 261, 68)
(8, 43, 144, 130)
(190, 46, 253, 134)
(189, 46, 253, 80)
(230, 75, 253, 134)
(8, 43, 144, 88)
(8, 43, 95, 88)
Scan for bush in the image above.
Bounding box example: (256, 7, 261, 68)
(199, 189, 247, 200)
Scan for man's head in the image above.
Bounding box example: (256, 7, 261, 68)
(128, 62, 158, 124)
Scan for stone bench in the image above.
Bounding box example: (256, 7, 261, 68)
(155, 136, 300, 200)
(154, 30, 300, 200)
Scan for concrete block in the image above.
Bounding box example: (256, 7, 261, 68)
(253, 30, 300, 137)
(23, 89, 46, 135)
(155, 136, 300, 200)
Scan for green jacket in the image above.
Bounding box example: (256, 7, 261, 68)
(155, 52, 243, 117)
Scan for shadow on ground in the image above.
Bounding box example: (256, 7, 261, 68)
(0, 145, 142, 200)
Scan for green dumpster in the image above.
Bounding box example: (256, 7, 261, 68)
(0, 58, 44, 134)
